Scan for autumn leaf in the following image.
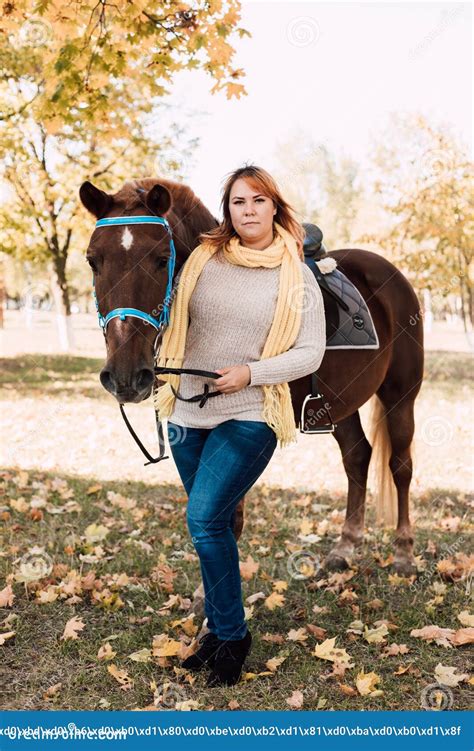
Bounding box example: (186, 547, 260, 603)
(84, 523, 109, 543)
(61, 616, 85, 641)
(0, 631, 16, 645)
(152, 634, 183, 658)
(410, 625, 454, 647)
(313, 637, 353, 667)
(0, 585, 15, 607)
(97, 643, 116, 661)
(356, 670, 383, 696)
(107, 664, 133, 691)
(457, 610, 474, 627)
(264, 591, 285, 610)
(306, 624, 327, 640)
(364, 624, 389, 644)
(272, 580, 288, 593)
(128, 648, 152, 663)
(240, 555, 260, 581)
(434, 664, 470, 687)
(286, 689, 304, 708)
(450, 627, 474, 646)
(287, 628, 308, 643)
(266, 654, 288, 672)
(382, 643, 410, 657)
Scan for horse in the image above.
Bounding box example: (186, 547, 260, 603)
(79, 177, 424, 577)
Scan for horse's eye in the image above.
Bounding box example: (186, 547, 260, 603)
(156, 257, 168, 269)
(86, 256, 98, 273)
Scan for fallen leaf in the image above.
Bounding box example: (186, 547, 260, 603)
(61, 616, 85, 641)
(261, 633, 285, 644)
(128, 648, 152, 663)
(107, 664, 133, 690)
(306, 624, 327, 640)
(410, 625, 454, 647)
(266, 655, 288, 672)
(0, 631, 15, 645)
(175, 699, 202, 711)
(239, 555, 259, 581)
(364, 624, 389, 644)
(0, 585, 14, 607)
(457, 611, 474, 627)
(286, 689, 304, 708)
(450, 627, 474, 646)
(338, 683, 357, 696)
(97, 643, 116, 661)
(287, 628, 308, 642)
(434, 663, 470, 687)
(264, 591, 285, 610)
(356, 670, 383, 696)
(382, 643, 410, 657)
(313, 637, 353, 667)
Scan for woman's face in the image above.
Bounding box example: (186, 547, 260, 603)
(228, 178, 277, 249)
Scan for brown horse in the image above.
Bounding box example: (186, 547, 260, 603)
(80, 177, 424, 577)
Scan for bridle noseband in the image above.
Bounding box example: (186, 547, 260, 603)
(91, 214, 222, 465)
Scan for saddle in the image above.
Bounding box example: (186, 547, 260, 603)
(300, 223, 378, 435)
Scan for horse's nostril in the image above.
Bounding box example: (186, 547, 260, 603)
(100, 368, 116, 393)
(135, 368, 155, 392)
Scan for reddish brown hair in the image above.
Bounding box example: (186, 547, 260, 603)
(199, 165, 305, 261)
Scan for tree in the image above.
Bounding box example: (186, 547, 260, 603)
(272, 131, 363, 247)
(1, 1, 249, 132)
(366, 114, 473, 329)
(0, 0, 249, 348)
(0, 111, 195, 349)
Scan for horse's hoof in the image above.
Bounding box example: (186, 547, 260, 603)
(392, 559, 417, 577)
(323, 554, 350, 571)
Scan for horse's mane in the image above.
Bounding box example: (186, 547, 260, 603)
(111, 177, 218, 248)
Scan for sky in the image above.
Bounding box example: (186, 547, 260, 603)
(160, 1, 472, 216)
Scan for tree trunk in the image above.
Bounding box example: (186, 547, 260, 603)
(50, 256, 75, 351)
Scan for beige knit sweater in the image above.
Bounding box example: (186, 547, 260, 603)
(165, 255, 326, 429)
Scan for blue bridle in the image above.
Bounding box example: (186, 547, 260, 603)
(91, 215, 176, 342)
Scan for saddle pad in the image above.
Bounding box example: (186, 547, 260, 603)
(323, 267, 379, 349)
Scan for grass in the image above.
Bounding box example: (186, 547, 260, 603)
(0, 469, 472, 711)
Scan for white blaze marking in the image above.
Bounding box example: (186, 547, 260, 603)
(121, 227, 134, 250)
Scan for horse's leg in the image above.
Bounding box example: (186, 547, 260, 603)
(324, 411, 372, 570)
(376, 394, 417, 575)
(190, 497, 246, 623)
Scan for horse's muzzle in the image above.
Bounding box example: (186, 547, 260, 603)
(100, 366, 154, 403)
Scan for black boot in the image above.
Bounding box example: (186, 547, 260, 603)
(181, 631, 220, 671)
(206, 629, 252, 687)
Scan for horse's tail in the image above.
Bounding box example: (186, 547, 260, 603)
(366, 394, 398, 527)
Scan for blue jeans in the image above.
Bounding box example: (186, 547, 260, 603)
(167, 419, 277, 640)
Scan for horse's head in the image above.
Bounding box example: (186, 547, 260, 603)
(79, 178, 216, 404)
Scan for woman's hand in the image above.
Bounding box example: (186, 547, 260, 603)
(214, 365, 251, 394)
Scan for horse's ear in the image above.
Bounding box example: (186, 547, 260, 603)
(145, 183, 172, 216)
(79, 181, 113, 219)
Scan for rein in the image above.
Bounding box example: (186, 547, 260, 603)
(91, 214, 223, 465)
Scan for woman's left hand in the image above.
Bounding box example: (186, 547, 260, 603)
(214, 365, 251, 394)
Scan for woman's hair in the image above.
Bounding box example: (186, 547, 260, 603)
(199, 164, 305, 261)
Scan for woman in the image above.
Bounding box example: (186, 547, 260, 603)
(154, 165, 326, 687)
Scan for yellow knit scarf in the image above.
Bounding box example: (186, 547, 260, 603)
(153, 222, 304, 447)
